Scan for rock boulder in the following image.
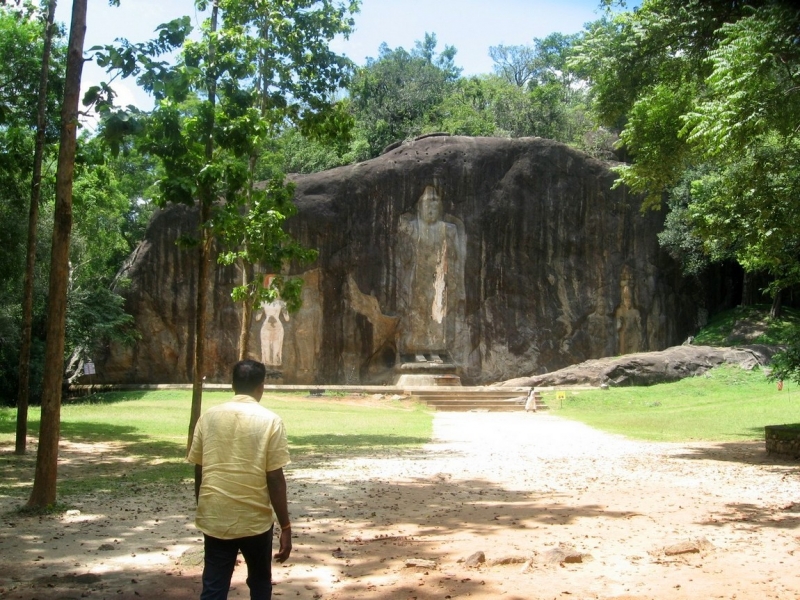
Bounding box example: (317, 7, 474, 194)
(499, 344, 778, 388)
(97, 135, 707, 385)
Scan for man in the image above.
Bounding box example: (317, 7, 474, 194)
(188, 360, 292, 600)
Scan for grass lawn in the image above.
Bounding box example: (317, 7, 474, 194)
(0, 391, 432, 503)
(544, 365, 800, 442)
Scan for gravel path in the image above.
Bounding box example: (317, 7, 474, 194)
(3, 411, 800, 600)
(286, 412, 800, 600)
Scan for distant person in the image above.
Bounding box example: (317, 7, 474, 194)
(188, 359, 292, 600)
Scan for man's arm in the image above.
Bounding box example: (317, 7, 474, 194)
(266, 467, 292, 562)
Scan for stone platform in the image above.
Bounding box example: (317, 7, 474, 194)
(765, 424, 800, 459)
(68, 382, 549, 411)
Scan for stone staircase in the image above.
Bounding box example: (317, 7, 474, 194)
(405, 386, 548, 412)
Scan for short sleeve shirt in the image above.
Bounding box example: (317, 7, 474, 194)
(187, 395, 290, 539)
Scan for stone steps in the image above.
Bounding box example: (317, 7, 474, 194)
(405, 387, 548, 412)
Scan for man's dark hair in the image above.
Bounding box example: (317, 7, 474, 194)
(232, 360, 267, 395)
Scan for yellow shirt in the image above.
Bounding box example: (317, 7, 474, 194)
(187, 395, 290, 539)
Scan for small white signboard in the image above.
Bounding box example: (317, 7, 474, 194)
(83, 361, 96, 376)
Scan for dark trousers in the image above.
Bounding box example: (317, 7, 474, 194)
(201, 527, 273, 600)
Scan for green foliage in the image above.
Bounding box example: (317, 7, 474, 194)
(489, 44, 538, 87)
(657, 166, 718, 275)
(492, 32, 584, 98)
(678, 4, 800, 292)
(215, 175, 318, 310)
(278, 126, 351, 173)
(92, 0, 359, 322)
(349, 34, 461, 158)
(574, 1, 800, 293)
(0, 5, 64, 405)
(65, 284, 138, 357)
(693, 304, 800, 346)
(550, 365, 798, 442)
(346, 28, 602, 160)
(437, 76, 501, 137)
(454, 33, 604, 153)
(767, 343, 800, 386)
(0, 4, 64, 131)
(72, 147, 133, 282)
(612, 81, 695, 206)
(692, 304, 800, 388)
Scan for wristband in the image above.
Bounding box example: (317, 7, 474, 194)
(280, 523, 291, 530)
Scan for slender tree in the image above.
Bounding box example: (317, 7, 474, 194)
(16, 0, 58, 456)
(28, 0, 89, 508)
(188, 0, 218, 451)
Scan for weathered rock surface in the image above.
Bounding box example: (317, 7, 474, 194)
(499, 344, 778, 388)
(97, 135, 707, 385)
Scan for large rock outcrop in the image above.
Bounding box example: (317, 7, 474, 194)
(97, 135, 706, 385)
(499, 344, 778, 388)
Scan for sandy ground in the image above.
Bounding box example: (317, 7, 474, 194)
(2, 410, 800, 600)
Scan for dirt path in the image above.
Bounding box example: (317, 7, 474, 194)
(2, 411, 800, 599)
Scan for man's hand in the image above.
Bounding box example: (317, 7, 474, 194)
(267, 468, 292, 563)
(274, 526, 292, 562)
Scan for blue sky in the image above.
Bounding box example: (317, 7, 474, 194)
(56, 0, 605, 110)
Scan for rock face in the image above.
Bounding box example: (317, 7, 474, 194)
(97, 135, 705, 385)
(499, 344, 778, 388)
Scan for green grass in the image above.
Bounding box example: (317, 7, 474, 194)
(0, 391, 432, 503)
(693, 304, 800, 346)
(547, 365, 800, 441)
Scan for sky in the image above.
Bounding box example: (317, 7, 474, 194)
(54, 0, 606, 111)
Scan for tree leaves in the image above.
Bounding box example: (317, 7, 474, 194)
(575, 0, 800, 293)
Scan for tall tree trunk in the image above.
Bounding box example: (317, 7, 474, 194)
(232, 17, 272, 361)
(237, 258, 252, 360)
(16, 0, 58, 456)
(770, 288, 783, 319)
(28, 0, 86, 508)
(187, 0, 219, 451)
(741, 271, 753, 306)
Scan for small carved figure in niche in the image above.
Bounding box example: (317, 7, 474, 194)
(396, 184, 465, 358)
(587, 286, 613, 358)
(615, 271, 642, 355)
(293, 274, 322, 375)
(256, 298, 290, 367)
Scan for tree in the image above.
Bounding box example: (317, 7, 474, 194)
(0, 5, 60, 412)
(682, 4, 800, 298)
(490, 33, 582, 95)
(438, 75, 504, 137)
(28, 0, 94, 509)
(16, 0, 59, 455)
(63, 136, 140, 379)
(573, 0, 800, 374)
(573, 1, 800, 289)
(489, 44, 537, 88)
(349, 33, 461, 158)
(486, 33, 599, 148)
(93, 0, 359, 447)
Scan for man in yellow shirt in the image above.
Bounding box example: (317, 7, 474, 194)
(188, 360, 292, 599)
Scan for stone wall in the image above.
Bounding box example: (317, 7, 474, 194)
(765, 425, 800, 459)
(96, 135, 706, 385)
